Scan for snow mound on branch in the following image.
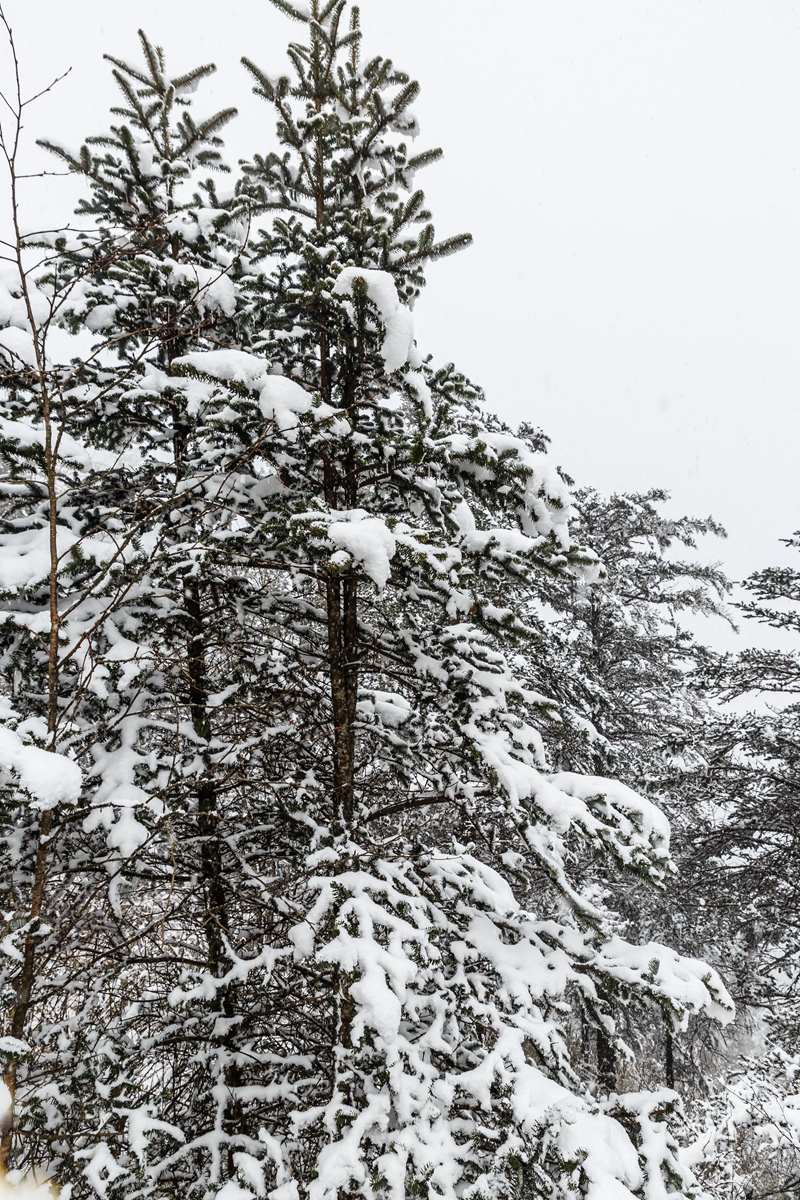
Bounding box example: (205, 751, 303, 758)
(84, 304, 118, 332)
(332, 267, 414, 373)
(0, 525, 116, 592)
(183, 264, 237, 317)
(138, 256, 237, 316)
(177, 348, 270, 387)
(549, 771, 672, 852)
(0, 1037, 28, 1059)
(357, 690, 412, 729)
(436, 427, 585, 555)
(327, 511, 396, 589)
(176, 351, 314, 430)
(0, 327, 37, 367)
(258, 375, 314, 430)
(592, 935, 734, 1027)
(0, 725, 81, 809)
(0, 417, 142, 473)
(0, 272, 49, 371)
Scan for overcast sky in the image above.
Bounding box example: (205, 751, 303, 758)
(4, 0, 800, 608)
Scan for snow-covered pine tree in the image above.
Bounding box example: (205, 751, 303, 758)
(706, 540, 800, 1034)
(148, 5, 733, 1197)
(540, 488, 730, 783)
(528, 488, 734, 1099)
(665, 539, 800, 1200)
(0, 31, 281, 1191)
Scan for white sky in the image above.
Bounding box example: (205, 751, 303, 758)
(3, 0, 800, 602)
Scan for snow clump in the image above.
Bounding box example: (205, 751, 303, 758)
(332, 267, 414, 373)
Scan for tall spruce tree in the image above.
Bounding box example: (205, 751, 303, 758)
(164, 6, 732, 1198)
(0, 18, 179, 1181)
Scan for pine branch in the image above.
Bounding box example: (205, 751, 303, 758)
(178, 107, 238, 154)
(102, 53, 152, 89)
(172, 63, 218, 92)
(337, 29, 360, 54)
(241, 57, 280, 103)
(407, 148, 444, 172)
(393, 80, 420, 115)
(393, 190, 425, 231)
(268, 0, 311, 22)
(348, 5, 360, 71)
(108, 68, 153, 132)
(137, 29, 166, 91)
(318, 0, 344, 22)
(36, 140, 89, 175)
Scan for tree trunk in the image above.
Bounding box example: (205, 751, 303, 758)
(596, 984, 617, 1095)
(597, 1024, 617, 1095)
(665, 1022, 675, 1090)
(327, 571, 359, 826)
(184, 579, 242, 1157)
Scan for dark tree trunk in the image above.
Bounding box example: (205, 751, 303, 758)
(597, 1024, 617, 1095)
(184, 579, 242, 1153)
(665, 1022, 676, 1090)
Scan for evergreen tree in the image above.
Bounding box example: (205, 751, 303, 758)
(658, 535, 800, 1200)
(159, 6, 731, 1198)
(0, 30, 273, 1191)
(541, 487, 730, 782)
(704, 537, 800, 1027)
(524, 487, 733, 1098)
(0, 18, 171, 1180)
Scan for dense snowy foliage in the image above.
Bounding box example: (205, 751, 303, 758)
(0, 3, 798, 1200)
